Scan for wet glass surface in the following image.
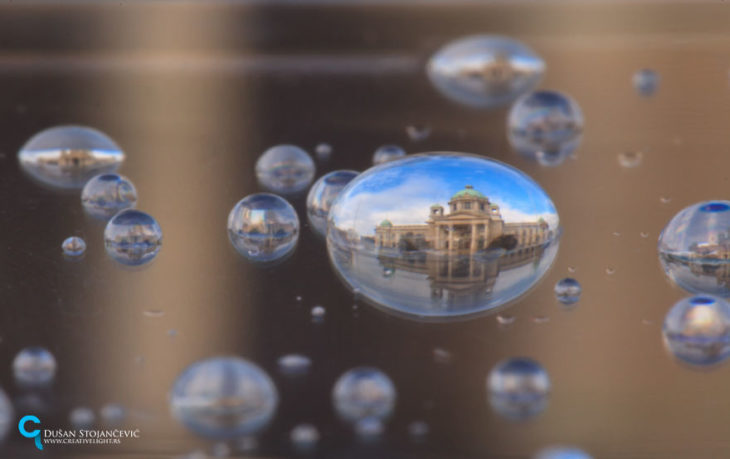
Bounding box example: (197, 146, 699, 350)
(2, 1, 730, 457)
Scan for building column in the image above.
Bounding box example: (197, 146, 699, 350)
(434, 224, 441, 250)
(471, 223, 477, 253)
(448, 224, 454, 253)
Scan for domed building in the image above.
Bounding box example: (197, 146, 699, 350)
(375, 185, 550, 253)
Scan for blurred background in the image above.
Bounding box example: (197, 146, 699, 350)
(2, 0, 730, 457)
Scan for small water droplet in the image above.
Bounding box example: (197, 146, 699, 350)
(496, 314, 516, 326)
(211, 442, 231, 457)
(405, 124, 431, 142)
(660, 196, 672, 204)
(143, 309, 164, 318)
(567, 266, 577, 273)
(433, 348, 452, 364)
(354, 417, 384, 440)
(311, 306, 326, 321)
(618, 151, 643, 168)
(333, 367, 396, 423)
(81, 173, 137, 220)
(314, 143, 332, 162)
(531, 315, 550, 324)
(255, 145, 315, 194)
(554, 278, 581, 305)
(605, 267, 615, 275)
(612, 231, 621, 237)
(290, 423, 320, 451)
(167, 329, 178, 338)
(408, 420, 429, 441)
(62, 236, 86, 257)
(372, 145, 406, 166)
(100, 403, 126, 426)
(277, 354, 312, 376)
(69, 407, 95, 429)
(104, 209, 162, 266)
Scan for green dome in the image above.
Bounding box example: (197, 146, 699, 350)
(379, 219, 393, 227)
(430, 204, 442, 209)
(451, 185, 486, 200)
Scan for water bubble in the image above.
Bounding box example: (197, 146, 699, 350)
(496, 314, 516, 326)
(618, 151, 643, 168)
(143, 309, 165, 318)
(534, 446, 593, 459)
(373, 145, 406, 166)
(427, 35, 544, 109)
(315, 143, 333, 162)
(605, 267, 615, 275)
(554, 278, 581, 305)
(227, 193, 299, 263)
(567, 266, 576, 273)
(100, 403, 126, 426)
(17, 125, 125, 189)
(277, 354, 312, 376)
(405, 125, 432, 143)
(0, 388, 13, 442)
(487, 357, 550, 421)
(433, 347, 453, 364)
(663, 295, 730, 366)
(508, 90, 584, 167)
(311, 305, 326, 321)
(659, 201, 730, 296)
(255, 145, 315, 194)
(290, 423, 320, 451)
(69, 407, 95, 429)
(633, 68, 659, 96)
(660, 196, 672, 204)
(408, 420, 429, 440)
(104, 209, 162, 266)
(306, 170, 359, 237)
(327, 153, 560, 320)
(81, 173, 137, 219)
(62, 236, 86, 257)
(13, 347, 57, 387)
(354, 417, 384, 440)
(170, 357, 279, 439)
(332, 367, 396, 423)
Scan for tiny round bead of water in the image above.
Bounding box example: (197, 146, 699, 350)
(255, 145, 315, 194)
(104, 209, 163, 266)
(62, 236, 87, 257)
(81, 173, 138, 219)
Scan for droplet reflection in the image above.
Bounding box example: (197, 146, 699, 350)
(487, 357, 550, 421)
(663, 295, 730, 367)
(332, 367, 396, 423)
(104, 209, 162, 266)
(326, 153, 560, 320)
(306, 170, 358, 237)
(81, 173, 137, 220)
(255, 145, 315, 195)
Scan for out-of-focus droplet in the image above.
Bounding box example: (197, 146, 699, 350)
(326, 153, 560, 320)
(332, 367, 396, 423)
(640, 231, 650, 238)
(554, 278, 581, 305)
(170, 357, 278, 439)
(69, 407, 95, 429)
(354, 417, 384, 441)
(81, 173, 137, 220)
(100, 403, 126, 426)
(405, 125, 431, 142)
(433, 348, 452, 364)
(62, 236, 86, 257)
(408, 420, 429, 441)
(497, 314, 516, 326)
(660, 196, 672, 204)
(18, 125, 125, 189)
(13, 347, 56, 387)
(618, 151, 643, 168)
(534, 446, 593, 459)
(427, 35, 544, 109)
(311, 305, 326, 321)
(633, 68, 659, 97)
(143, 309, 165, 318)
(487, 357, 550, 421)
(663, 295, 730, 367)
(211, 442, 231, 457)
(307, 170, 359, 237)
(277, 354, 312, 376)
(315, 143, 333, 162)
(659, 201, 730, 296)
(228, 193, 299, 263)
(372, 145, 406, 166)
(290, 423, 320, 452)
(104, 209, 162, 266)
(605, 267, 615, 275)
(256, 145, 315, 195)
(508, 90, 584, 167)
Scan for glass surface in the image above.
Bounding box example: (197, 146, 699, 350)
(1, 1, 729, 457)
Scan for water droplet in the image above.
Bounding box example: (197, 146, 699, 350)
(640, 231, 650, 238)
(408, 420, 429, 441)
(567, 266, 576, 273)
(100, 403, 126, 426)
(69, 407, 95, 429)
(314, 143, 333, 162)
(143, 309, 164, 318)
(295, 295, 303, 302)
(81, 173, 137, 220)
(534, 446, 593, 459)
(405, 124, 432, 142)
(277, 354, 312, 376)
(554, 278, 581, 305)
(168, 329, 179, 338)
(234, 436, 258, 453)
(496, 314, 516, 326)
(487, 357, 550, 421)
(612, 231, 621, 237)
(332, 367, 396, 423)
(13, 347, 56, 387)
(228, 193, 299, 263)
(508, 90, 584, 167)
(17, 125, 125, 189)
(290, 423, 320, 451)
(372, 145, 406, 166)
(104, 209, 162, 266)
(326, 154, 560, 320)
(633, 68, 659, 96)
(62, 236, 86, 257)
(618, 151, 643, 168)
(170, 357, 278, 438)
(311, 305, 326, 321)
(660, 196, 672, 204)
(433, 347, 452, 364)
(427, 35, 544, 109)
(659, 200, 730, 296)
(531, 315, 550, 324)
(663, 295, 730, 366)
(255, 145, 315, 194)
(354, 417, 384, 441)
(306, 170, 359, 237)
(605, 267, 615, 275)
(0, 388, 13, 442)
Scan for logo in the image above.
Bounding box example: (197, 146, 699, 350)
(18, 414, 141, 450)
(19, 415, 43, 450)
